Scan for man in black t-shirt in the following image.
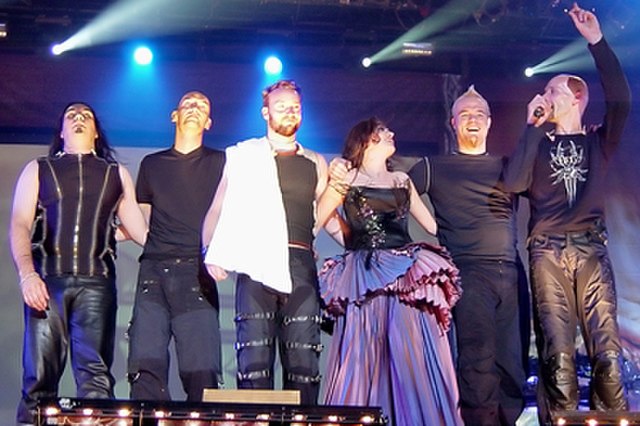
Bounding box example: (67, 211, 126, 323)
(127, 91, 226, 401)
(408, 87, 527, 426)
(504, 5, 630, 423)
(330, 86, 527, 425)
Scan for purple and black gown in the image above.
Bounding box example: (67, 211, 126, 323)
(320, 184, 464, 426)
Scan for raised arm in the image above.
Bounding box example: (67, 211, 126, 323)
(570, 3, 630, 156)
(116, 165, 148, 246)
(9, 160, 49, 311)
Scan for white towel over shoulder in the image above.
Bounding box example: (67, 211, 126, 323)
(204, 137, 292, 293)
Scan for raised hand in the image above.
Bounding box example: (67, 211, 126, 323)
(568, 2, 603, 45)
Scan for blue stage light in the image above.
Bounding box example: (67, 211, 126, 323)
(134, 46, 153, 65)
(264, 56, 283, 75)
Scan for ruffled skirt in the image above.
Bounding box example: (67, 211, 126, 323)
(319, 242, 463, 426)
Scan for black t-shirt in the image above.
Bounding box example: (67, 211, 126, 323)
(137, 146, 225, 259)
(409, 154, 518, 263)
(503, 38, 631, 236)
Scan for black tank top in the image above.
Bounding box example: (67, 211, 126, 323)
(32, 153, 123, 277)
(275, 151, 317, 246)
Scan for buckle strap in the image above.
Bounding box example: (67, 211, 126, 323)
(285, 341, 324, 353)
(234, 312, 276, 322)
(282, 314, 322, 326)
(234, 338, 274, 350)
(237, 369, 271, 381)
(287, 372, 321, 384)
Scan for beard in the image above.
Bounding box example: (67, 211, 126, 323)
(269, 115, 301, 137)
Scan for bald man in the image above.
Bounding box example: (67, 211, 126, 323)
(504, 4, 631, 423)
(127, 91, 225, 401)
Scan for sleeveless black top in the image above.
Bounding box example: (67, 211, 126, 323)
(275, 151, 318, 246)
(343, 185, 412, 251)
(32, 153, 122, 277)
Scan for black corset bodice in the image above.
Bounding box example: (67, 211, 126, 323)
(344, 185, 412, 251)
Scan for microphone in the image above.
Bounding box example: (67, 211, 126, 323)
(533, 106, 545, 118)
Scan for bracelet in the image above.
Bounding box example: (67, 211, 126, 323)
(19, 271, 39, 287)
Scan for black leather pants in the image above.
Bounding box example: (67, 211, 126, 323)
(528, 226, 628, 424)
(17, 275, 117, 425)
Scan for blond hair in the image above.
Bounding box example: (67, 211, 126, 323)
(451, 85, 490, 116)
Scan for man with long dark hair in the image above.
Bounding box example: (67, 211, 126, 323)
(9, 102, 147, 425)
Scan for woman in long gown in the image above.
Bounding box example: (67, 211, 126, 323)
(316, 118, 464, 426)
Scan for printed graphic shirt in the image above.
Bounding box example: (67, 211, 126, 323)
(503, 38, 631, 236)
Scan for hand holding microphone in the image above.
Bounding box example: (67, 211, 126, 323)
(528, 95, 551, 127)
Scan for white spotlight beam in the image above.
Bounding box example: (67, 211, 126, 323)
(369, 0, 502, 64)
(52, 0, 214, 54)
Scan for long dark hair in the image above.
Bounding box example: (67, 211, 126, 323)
(341, 117, 383, 170)
(49, 102, 117, 162)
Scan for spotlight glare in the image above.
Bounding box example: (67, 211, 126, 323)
(45, 406, 60, 416)
(362, 57, 372, 68)
(524, 67, 535, 78)
(51, 43, 65, 56)
(117, 408, 131, 417)
(264, 56, 283, 75)
(133, 46, 153, 65)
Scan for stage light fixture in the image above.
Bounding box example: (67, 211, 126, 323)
(45, 406, 60, 416)
(524, 67, 535, 77)
(361, 414, 376, 423)
(133, 46, 153, 65)
(0, 22, 7, 38)
(264, 56, 283, 75)
(117, 408, 131, 417)
(361, 57, 372, 68)
(401, 41, 434, 56)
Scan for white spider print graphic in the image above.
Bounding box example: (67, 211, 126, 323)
(549, 140, 588, 207)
